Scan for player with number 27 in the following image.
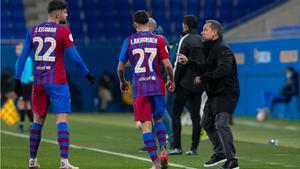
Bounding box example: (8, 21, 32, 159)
(117, 10, 174, 169)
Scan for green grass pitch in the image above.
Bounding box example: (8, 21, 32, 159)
(1, 113, 300, 169)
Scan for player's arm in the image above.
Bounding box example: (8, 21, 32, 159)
(16, 31, 32, 80)
(158, 36, 175, 91)
(14, 30, 33, 96)
(65, 46, 95, 84)
(117, 38, 130, 92)
(63, 27, 95, 84)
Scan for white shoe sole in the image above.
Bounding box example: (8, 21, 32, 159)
(203, 159, 227, 167)
(232, 167, 239, 169)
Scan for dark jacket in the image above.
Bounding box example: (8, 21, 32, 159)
(281, 71, 299, 102)
(174, 29, 205, 93)
(189, 37, 240, 113)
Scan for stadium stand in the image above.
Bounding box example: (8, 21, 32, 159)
(1, 0, 281, 42)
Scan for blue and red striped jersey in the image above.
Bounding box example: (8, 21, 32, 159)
(16, 21, 89, 85)
(119, 31, 169, 98)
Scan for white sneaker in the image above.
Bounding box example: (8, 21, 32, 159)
(149, 165, 161, 169)
(60, 161, 79, 169)
(29, 159, 40, 169)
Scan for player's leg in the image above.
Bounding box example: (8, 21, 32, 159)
(134, 97, 159, 168)
(29, 84, 49, 169)
(48, 84, 78, 169)
(152, 96, 169, 169)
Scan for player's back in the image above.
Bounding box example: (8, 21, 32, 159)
(31, 21, 74, 85)
(126, 31, 169, 97)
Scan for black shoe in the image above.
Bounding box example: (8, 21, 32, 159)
(167, 148, 182, 155)
(185, 149, 197, 155)
(204, 154, 226, 167)
(219, 159, 239, 169)
(138, 146, 147, 152)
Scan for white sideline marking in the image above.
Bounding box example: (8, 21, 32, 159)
(1, 130, 196, 169)
(235, 121, 300, 131)
(239, 157, 297, 168)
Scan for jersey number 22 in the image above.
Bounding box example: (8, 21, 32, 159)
(33, 37, 56, 62)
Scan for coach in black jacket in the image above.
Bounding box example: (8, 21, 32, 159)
(178, 20, 240, 169)
(168, 15, 205, 155)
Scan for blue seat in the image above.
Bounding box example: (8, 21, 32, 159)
(132, 0, 148, 10)
(186, 0, 200, 17)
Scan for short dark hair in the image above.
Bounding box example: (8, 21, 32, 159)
(48, 0, 68, 14)
(132, 10, 149, 25)
(206, 20, 223, 36)
(183, 15, 198, 29)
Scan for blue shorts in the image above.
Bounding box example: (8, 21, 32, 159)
(133, 95, 165, 121)
(32, 84, 71, 115)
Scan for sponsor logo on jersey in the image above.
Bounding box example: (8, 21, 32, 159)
(36, 65, 52, 71)
(139, 76, 156, 82)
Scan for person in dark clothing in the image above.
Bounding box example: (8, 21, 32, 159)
(1, 68, 16, 105)
(178, 20, 240, 169)
(168, 15, 205, 156)
(257, 67, 299, 120)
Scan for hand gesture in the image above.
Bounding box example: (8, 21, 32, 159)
(166, 80, 175, 92)
(177, 53, 189, 65)
(120, 81, 129, 92)
(194, 76, 202, 85)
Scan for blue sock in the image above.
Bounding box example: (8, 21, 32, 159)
(155, 121, 167, 148)
(143, 132, 157, 162)
(57, 122, 69, 159)
(29, 123, 43, 159)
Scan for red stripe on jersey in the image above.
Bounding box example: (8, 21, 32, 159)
(135, 33, 144, 97)
(148, 33, 157, 95)
(141, 32, 151, 96)
(41, 23, 48, 85)
(157, 37, 166, 96)
(34, 24, 43, 85)
(45, 23, 54, 84)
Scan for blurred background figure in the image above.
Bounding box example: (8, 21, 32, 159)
(67, 72, 82, 112)
(15, 42, 33, 132)
(97, 71, 118, 112)
(257, 67, 299, 121)
(1, 68, 15, 105)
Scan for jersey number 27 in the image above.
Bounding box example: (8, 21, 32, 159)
(133, 47, 156, 73)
